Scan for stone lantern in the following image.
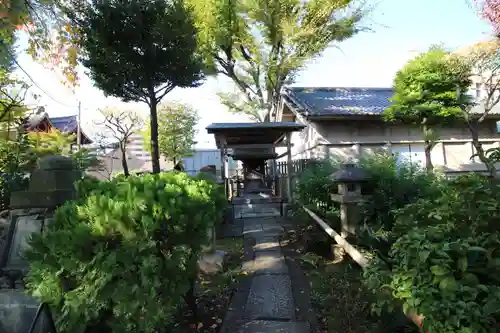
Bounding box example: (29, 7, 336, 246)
(330, 163, 369, 238)
(0, 155, 80, 333)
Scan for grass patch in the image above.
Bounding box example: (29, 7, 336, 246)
(198, 237, 245, 298)
(304, 255, 376, 333)
(282, 208, 420, 333)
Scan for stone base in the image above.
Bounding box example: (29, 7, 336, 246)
(198, 250, 225, 274)
(10, 190, 76, 210)
(0, 290, 49, 333)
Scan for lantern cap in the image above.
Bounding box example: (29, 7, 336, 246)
(330, 163, 369, 183)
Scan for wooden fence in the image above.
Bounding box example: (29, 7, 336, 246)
(266, 158, 314, 176)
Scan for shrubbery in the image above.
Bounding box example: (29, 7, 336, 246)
(364, 174, 500, 333)
(25, 171, 226, 333)
(293, 159, 340, 221)
(293, 153, 500, 332)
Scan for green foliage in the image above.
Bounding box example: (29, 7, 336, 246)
(27, 129, 101, 171)
(363, 174, 500, 333)
(293, 153, 441, 230)
(358, 153, 443, 232)
(0, 134, 32, 209)
(0, 129, 98, 212)
(295, 153, 500, 332)
(471, 146, 500, 174)
(77, 0, 205, 104)
(385, 47, 472, 125)
(188, 0, 365, 120)
(143, 103, 199, 165)
(76, 0, 205, 172)
(293, 159, 340, 221)
(25, 171, 227, 333)
(384, 46, 473, 170)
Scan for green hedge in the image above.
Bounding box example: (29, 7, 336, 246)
(363, 174, 500, 333)
(25, 171, 227, 333)
(293, 153, 500, 332)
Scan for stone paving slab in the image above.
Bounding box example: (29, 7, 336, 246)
(253, 250, 288, 275)
(253, 236, 280, 252)
(235, 320, 310, 333)
(243, 222, 263, 235)
(261, 223, 284, 234)
(245, 275, 294, 320)
(221, 200, 311, 333)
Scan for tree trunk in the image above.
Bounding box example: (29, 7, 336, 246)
(120, 144, 129, 177)
(149, 98, 161, 174)
(422, 123, 434, 172)
(424, 143, 433, 172)
(468, 121, 497, 177)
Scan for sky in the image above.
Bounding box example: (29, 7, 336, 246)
(13, 0, 495, 148)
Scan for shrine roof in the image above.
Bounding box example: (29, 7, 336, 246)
(206, 122, 305, 148)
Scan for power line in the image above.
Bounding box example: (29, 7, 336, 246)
(2, 42, 79, 108)
(12, 57, 78, 108)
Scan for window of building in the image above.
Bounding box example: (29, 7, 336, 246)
(476, 82, 482, 98)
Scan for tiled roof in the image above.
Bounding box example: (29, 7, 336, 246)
(51, 115, 78, 132)
(25, 113, 93, 144)
(206, 122, 304, 131)
(283, 87, 500, 117)
(283, 87, 393, 117)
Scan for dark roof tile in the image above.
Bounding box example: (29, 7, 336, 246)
(284, 87, 393, 116)
(51, 115, 78, 132)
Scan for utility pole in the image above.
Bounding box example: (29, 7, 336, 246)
(77, 101, 82, 149)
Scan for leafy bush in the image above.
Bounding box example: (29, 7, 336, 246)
(293, 153, 442, 232)
(25, 171, 227, 333)
(358, 153, 444, 232)
(293, 158, 340, 220)
(363, 174, 500, 333)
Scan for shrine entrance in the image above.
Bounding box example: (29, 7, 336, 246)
(206, 122, 304, 219)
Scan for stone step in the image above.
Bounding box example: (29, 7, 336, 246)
(235, 320, 310, 333)
(245, 275, 294, 320)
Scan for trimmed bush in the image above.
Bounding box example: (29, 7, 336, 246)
(25, 171, 226, 333)
(293, 153, 500, 332)
(364, 174, 500, 333)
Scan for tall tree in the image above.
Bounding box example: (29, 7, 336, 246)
(143, 103, 199, 166)
(188, 0, 366, 121)
(96, 107, 144, 177)
(76, 0, 205, 173)
(456, 39, 500, 176)
(384, 47, 472, 171)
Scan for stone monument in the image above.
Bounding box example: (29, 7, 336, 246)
(197, 165, 225, 274)
(329, 163, 369, 238)
(0, 155, 81, 333)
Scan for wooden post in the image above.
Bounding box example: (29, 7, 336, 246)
(273, 146, 278, 196)
(286, 132, 293, 202)
(223, 148, 229, 198)
(219, 144, 228, 200)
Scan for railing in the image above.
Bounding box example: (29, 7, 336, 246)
(302, 206, 428, 332)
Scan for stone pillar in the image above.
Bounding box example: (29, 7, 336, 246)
(330, 163, 369, 239)
(0, 155, 80, 333)
(272, 149, 278, 196)
(337, 183, 362, 238)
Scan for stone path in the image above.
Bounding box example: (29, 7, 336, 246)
(220, 202, 311, 333)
